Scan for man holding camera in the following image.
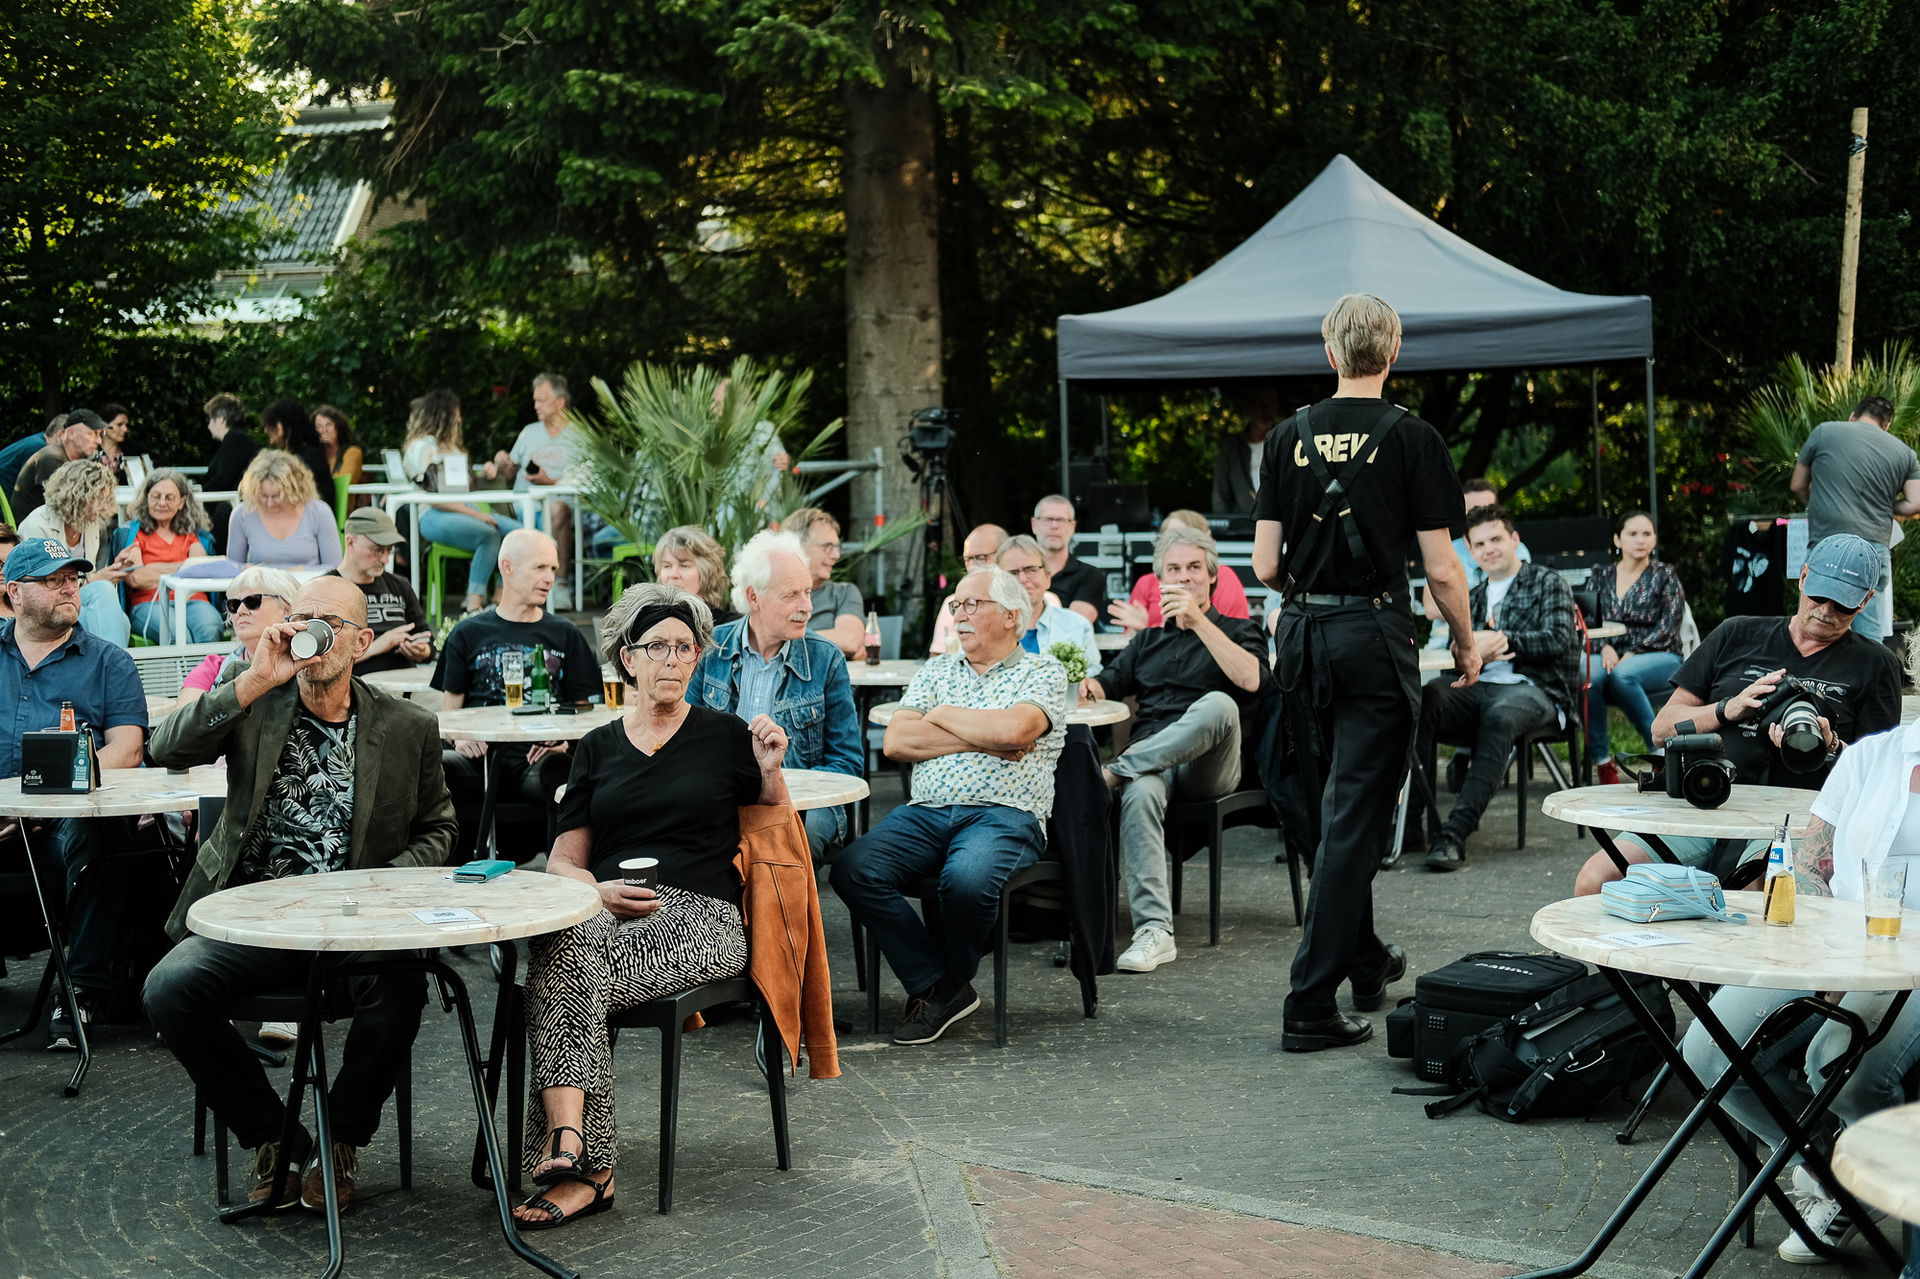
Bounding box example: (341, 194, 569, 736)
(1573, 533, 1902, 895)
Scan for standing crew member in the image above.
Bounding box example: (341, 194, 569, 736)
(1253, 293, 1479, 1053)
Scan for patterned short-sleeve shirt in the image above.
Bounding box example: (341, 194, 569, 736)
(233, 706, 357, 884)
(900, 648, 1068, 820)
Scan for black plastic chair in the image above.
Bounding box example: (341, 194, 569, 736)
(1168, 789, 1300, 943)
(607, 977, 790, 1214)
(863, 859, 1094, 1047)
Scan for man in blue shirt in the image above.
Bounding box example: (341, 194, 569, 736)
(690, 530, 862, 861)
(0, 539, 148, 1047)
(0, 415, 64, 503)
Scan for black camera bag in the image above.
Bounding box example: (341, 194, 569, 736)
(1385, 950, 1587, 1082)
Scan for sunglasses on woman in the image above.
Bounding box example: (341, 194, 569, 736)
(224, 592, 287, 616)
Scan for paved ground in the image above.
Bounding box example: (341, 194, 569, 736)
(0, 769, 1900, 1279)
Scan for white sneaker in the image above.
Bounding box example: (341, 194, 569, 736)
(258, 1021, 299, 1049)
(1778, 1165, 1884, 1263)
(548, 584, 573, 612)
(1115, 926, 1176, 973)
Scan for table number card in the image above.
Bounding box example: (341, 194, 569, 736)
(411, 907, 483, 925)
(1596, 929, 1692, 949)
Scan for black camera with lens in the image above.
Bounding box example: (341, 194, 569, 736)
(1640, 731, 1737, 809)
(1748, 675, 1829, 774)
(908, 407, 957, 454)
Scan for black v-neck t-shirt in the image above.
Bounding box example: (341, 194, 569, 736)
(556, 706, 764, 904)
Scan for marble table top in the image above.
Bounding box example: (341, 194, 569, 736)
(1832, 1101, 1920, 1225)
(1532, 892, 1920, 991)
(1418, 649, 1455, 672)
(362, 665, 437, 697)
(437, 704, 621, 743)
(866, 698, 1131, 728)
(1587, 622, 1628, 641)
(782, 768, 870, 810)
(847, 660, 923, 687)
(1094, 631, 1133, 651)
(1541, 783, 1817, 841)
(187, 866, 602, 952)
(147, 694, 179, 720)
(0, 765, 229, 818)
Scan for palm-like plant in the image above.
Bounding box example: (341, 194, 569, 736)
(1742, 342, 1920, 479)
(573, 356, 840, 551)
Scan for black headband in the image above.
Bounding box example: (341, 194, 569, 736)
(629, 601, 698, 645)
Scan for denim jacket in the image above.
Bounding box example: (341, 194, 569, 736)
(690, 618, 864, 778)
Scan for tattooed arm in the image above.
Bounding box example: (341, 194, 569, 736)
(1791, 815, 1835, 898)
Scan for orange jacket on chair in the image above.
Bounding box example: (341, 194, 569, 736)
(732, 803, 840, 1080)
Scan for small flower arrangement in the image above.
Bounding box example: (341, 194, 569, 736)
(1048, 641, 1089, 684)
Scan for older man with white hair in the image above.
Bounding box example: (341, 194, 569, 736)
(689, 529, 861, 860)
(831, 566, 1068, 1046)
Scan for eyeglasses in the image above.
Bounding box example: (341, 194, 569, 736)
(962, 552, 996, 568)
(1003, 563, 1046, 580)
(810, 541, 841, 556)
(1807, 595, 1865, 615)
(1033, 515, 1074, 526)
(288, 612, 366, 630)
(23, 573, 82, 592)
(224, 593, 287, 616)
(627, 640, 700, 664)
(946, 597, 1008, 618)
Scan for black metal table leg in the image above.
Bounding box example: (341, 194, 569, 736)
(0, 823, 92, 1095)
(475, 750, 500, 857)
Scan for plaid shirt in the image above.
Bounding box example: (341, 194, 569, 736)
(1471, 562, 1579, 716)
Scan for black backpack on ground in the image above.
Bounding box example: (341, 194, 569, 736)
(1417, 970, 1674, 1123)
(1385, 950, 1587, 1082)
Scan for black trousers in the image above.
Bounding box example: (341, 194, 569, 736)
(1276, 600, 1416, 1022)
(442, 746, 570, 861)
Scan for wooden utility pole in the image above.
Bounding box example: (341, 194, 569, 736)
(1836, 107, 1870, 373)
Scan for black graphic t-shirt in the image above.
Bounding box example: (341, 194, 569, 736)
(432, 608, 600, 707)
(1674, 616, 1902, 788)
(327, 569, 434, 674)
(233, 705, 356, 884)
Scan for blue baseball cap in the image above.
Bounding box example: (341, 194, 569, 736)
(1802, 533, 1884, 609)
(5, 538, 93, 584)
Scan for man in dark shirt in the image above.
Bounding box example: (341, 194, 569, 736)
(1030, 493, 1103, 623)
(1415, 504, 1577, 872)
(433, 529, 599, 857)
(326, 507, 433, 674)
(1574, 533, 1902, 895)
(0, 540, 148, 1049)
(200, 393, 258, 553)
(143, 576, 456, 1213)
(13, 410, 104, 518)
(1088, 526, 1269, 973)
(0, 415, 65, 497)
(1254, 293, 1478, 1052)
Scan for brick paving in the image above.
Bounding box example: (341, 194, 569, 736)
(0, 769, 1899, 1278)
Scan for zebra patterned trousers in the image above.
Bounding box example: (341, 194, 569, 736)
(522, 885, 748, 1173)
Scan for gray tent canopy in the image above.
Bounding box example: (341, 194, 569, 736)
(1054, 154, 1659, 511)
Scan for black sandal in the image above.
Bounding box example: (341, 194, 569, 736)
(531, 1125, 587, 1187)
(515, 1171, 614, 1232)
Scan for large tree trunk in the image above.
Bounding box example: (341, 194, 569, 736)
(842, 58, 942, 611)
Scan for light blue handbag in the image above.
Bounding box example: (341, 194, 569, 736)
(1599, 863, 1748, 925)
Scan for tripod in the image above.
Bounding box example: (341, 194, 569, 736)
(904, 445, 967, 641)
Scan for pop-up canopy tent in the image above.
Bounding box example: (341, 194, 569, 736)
(1055, 154, 1658, 512)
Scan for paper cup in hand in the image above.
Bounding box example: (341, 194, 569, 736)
(619, 857, 659, 890)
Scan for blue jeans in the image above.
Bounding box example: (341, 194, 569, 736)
(420, 507, 524, 600)
(1584, 649, 1683, 763)
(830, 803, 1045, 999)
(1854, 560, 1894, 641)
(803, 804, 848, 866)
(131, 598, 224, 645)
(78, 580, 129, 647)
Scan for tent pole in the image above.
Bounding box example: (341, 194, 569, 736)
(1099, 397, 1111, 479)
(1057, 381, 1071, 496)
(1643, 358, 1658, 521)
(1591, 368, 1603, 519)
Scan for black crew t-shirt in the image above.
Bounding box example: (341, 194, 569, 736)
(1673, 616, 1902, 788)
(1049, 555, 1106, 613)
(431, 608, 600, 707)
(556, 708, 764, 904)
(1253, 397, 1460, 594)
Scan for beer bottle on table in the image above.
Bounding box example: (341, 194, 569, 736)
(1762, 817, 1795, 926)
(529, 644, 551, 709)
(864, 611, 881, 665)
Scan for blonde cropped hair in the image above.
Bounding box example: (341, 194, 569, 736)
(1320, 293, 1402, 378)
(238, 449, 318, 510)
(652, 525, 732, 615)
(42, 459, 118, 530)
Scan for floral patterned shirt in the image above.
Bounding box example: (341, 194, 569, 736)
(233, 705, 357, 883)
(1586, 560, 1686, 656)
(899, 648, 1068, 821)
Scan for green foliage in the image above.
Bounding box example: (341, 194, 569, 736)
(1741, 343, 1920, 477)
(573, 356, 840, 549)
(0, 0, 282, 407)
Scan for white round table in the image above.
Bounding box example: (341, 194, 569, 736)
(362, 665, 437, 699)
(1587, 621, 1628, 641)
(1541, 782, 1818, 843)
(1094, 631, 1132, 652)
(866, 698, 1131, 728)
(1418, 648, 1454, 672)
(1832, 1101, 1920, 1225)
(436, 705, 621, 855)
(782, 767, 869, 811)
(847, 659, 923, 688)
(0, 765, 229, 818)
(1903, 693, 1920, 725)
(147, 694, 179, 720)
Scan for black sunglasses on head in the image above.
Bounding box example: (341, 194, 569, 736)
(224, 592, 287, 616)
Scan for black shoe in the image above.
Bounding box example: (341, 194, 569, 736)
(1444, 750, 1470, 793)
(1282, 1012, 1375, 1053)
(892, 982, 981, 1045)
(1350, 943, 1407, 1012)
(1425, 834, 1467, 873)
(47, 990, 96, 1052)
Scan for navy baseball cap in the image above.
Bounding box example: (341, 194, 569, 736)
(5, 539, 92, 583)
(1802, 533, 1884, 609)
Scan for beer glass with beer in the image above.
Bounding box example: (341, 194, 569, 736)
(601, 663, 623, 709)
(1864, 859, 1907, 940)
(501, 649, 526, 710)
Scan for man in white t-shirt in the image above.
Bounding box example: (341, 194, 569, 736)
(488, 373, 581, 609)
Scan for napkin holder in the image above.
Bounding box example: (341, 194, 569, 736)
(20, 730, 95, 794)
